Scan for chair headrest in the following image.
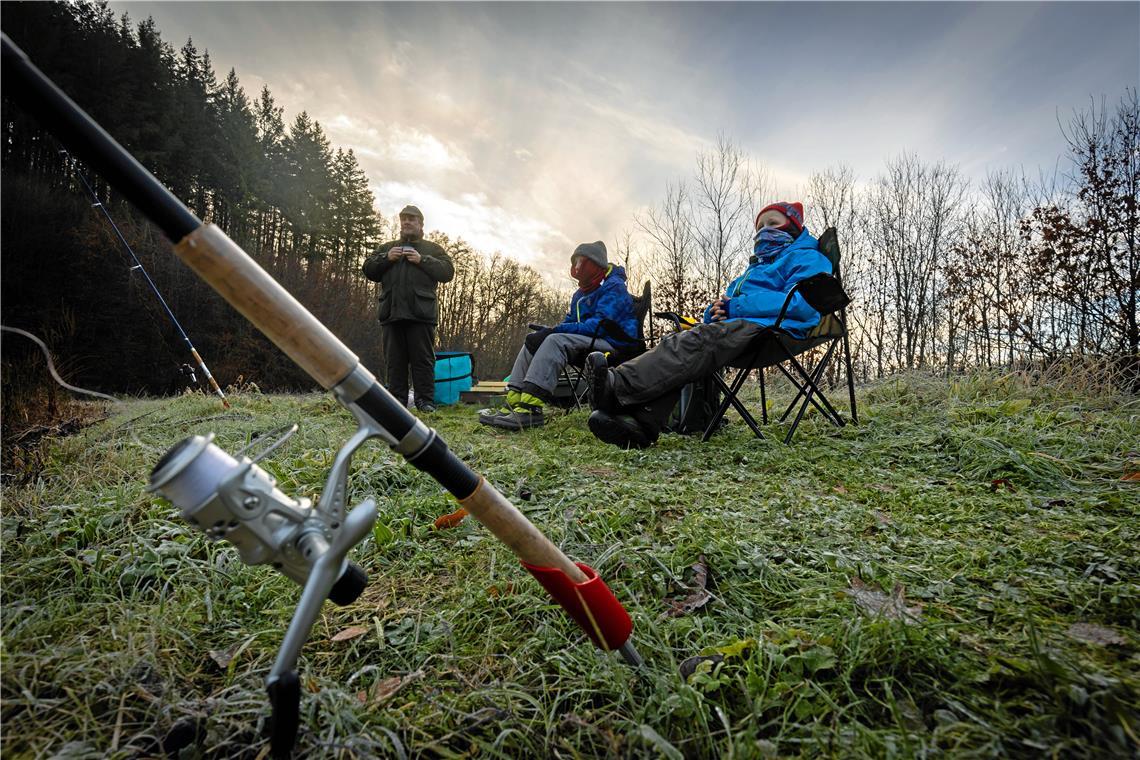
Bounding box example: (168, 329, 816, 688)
(632, 281, 652, 321)
(817, 227, 841, 271)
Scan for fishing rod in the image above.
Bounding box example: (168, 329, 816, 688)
(66, 151, 230, 408)
(2, 33, 641, 759)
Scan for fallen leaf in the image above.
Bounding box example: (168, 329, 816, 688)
(368, 670, 424, 704)
(714, 638, 756, 658)
(832, 484, 848, 495)
(433, 507, 468, 530)
(486, 583, 515, 598)
(331, 625, 369, 642)
(872, 510, 892, 528)
(989, 478, 1016, 493)
(847, 578, 922, 624)
(372, 676, 403, 701)
(665, 555, 712, 617)
(1122, 472, 1140, 482)
(1067, 622, 1126, 646)
(209, 644, 240, 669)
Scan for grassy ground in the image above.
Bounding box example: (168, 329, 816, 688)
(2, 373, 1138, 758)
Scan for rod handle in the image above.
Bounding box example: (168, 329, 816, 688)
(174, 225, 358, 389)
(459, 478, 588, 582)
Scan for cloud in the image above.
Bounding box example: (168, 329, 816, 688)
(113, 0, 1139, 281)
(383, 40, 414, 77)
(371, 180, 575, 278)
(323, 115, 474, 176)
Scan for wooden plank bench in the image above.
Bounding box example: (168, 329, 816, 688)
(460, 381, 507, 405)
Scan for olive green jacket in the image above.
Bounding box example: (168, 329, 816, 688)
(362, 238, 455, 325)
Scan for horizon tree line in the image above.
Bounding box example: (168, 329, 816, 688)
(2, 1, 1136, 420)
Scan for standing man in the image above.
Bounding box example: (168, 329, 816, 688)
(362, 205, 455, 413)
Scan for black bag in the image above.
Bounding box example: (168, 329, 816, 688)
(664, 370, 726, 435)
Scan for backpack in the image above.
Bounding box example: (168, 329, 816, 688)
(664, 370, 726, 435)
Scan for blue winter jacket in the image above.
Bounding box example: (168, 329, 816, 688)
(702, 228, 832, 338)
(554, 265, 638, 346)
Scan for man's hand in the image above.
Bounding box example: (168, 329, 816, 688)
(710, 294, 731, 321)
(387, 246, 405, 262)
(404, 248, 422, 264)
(525, 328, 554, 353)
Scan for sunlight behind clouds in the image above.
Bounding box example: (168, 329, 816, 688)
(114, 1, 1139, 277)
(372, 180, 575, 277)
(324, 116, 474, 176)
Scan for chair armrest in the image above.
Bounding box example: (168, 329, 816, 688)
(773, 273, 851, 329)
(527, 323, 549, 332)
(653, 311, 684, 328)
(596, 318, 641, 346)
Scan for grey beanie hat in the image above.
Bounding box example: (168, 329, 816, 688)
(572, 241, 608, 268)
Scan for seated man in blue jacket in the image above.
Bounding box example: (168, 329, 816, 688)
(479, 240, 638, 430)
(587, 201, 832, 448)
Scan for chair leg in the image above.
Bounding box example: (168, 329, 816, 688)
(786, 344, 845, 427)
(840, 312, 858, 424)
(705, 367, 762, 441)
(758, 367, 768, 424)
(776, 360, 835, 423)
(775, 344, 848, 446)
(563, 366, 583, 410)
(704, 372, 738, 442)
(724, 370, 763, 436)
(784, 346, 836, 443)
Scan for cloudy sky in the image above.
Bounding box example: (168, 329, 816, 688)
(112, 2, 1138, 274)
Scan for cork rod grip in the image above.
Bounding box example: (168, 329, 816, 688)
(460, 478, 589, 582)
(174, 224, 358, 389)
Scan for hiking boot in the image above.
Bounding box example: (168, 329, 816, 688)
(415, 401, 437, 414)
(587, 409, 655, 449)
(478, 405, 545, 430)
(586, 352, 618, 412)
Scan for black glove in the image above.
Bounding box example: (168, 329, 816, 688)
(525, 328, 554, 353)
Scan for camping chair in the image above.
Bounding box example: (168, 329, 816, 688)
(528, 280, 652, 409)
(704, 227, 858, 444)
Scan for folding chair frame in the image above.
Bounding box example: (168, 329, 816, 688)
(529, 280, 652, 410)
(702, 228, 858, 444)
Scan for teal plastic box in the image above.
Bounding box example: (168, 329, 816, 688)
(433, 352, 474, 405)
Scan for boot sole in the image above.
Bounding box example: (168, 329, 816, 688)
(479, 414, 544, 430)
(587, 412, 652, 449)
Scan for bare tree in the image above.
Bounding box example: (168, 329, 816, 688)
(636, 181, 706, 315)
(807, 164, 866, 380)
(691, 135, 756, 299)
(864, 153, 968, 370)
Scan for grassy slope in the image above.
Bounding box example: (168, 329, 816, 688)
(2, 375, 1138, 759)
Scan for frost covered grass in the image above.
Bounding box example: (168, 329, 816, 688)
(2, 372, 1138, 758)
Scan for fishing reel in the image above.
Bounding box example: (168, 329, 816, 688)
(148, 420, 382, 757)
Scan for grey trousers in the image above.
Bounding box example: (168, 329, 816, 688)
(383, 320, 436, 407)
(508, 333, 615, 396)
(612, 319, 766, 407)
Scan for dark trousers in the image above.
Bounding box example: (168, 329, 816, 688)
(383, 320, 436, 407)
(611, 319, 766, 431)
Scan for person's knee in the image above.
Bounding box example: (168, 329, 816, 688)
(535, 334, 570, 358)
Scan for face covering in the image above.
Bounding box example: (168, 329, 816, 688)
(753, 227, 795, 258)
